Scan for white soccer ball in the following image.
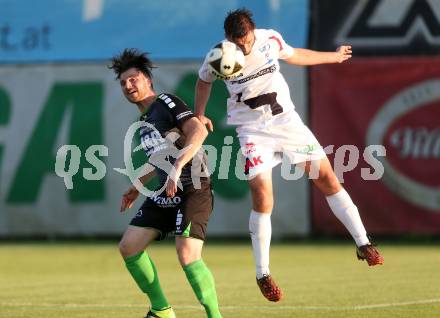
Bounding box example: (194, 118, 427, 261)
(207, 41, 245, 80)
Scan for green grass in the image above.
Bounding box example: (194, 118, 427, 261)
(0, 241, 439, 318)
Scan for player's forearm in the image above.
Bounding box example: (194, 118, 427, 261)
(194, 78, 212, 116)
(174, 119, 208, 170)
(127, 167, 156, 193)
(285, 48, 340, 66)
(138, 167, 156, 185)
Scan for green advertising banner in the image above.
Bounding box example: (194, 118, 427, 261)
(0, 62, 310, 237)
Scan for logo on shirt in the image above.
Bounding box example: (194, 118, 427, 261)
(259, 42, 271, 53)
(114, 120, 189, 198)
(151, 193, 182, 207)
(140, 128, 169, 156)
(230, 64, 277, 85)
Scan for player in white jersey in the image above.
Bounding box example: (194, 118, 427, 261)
(204, 29, 297, 127)
(195, 8, 384, 302)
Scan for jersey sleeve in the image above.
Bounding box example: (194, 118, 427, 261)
(269, 29, 294, 60)
(198, 50, 217, 83)
(157, 93, 195, 129)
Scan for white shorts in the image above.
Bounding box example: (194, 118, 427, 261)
(236, 111, 326, 178)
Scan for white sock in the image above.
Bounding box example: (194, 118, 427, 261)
(326, 189, 370, 247)
(249, 210, 272, 279)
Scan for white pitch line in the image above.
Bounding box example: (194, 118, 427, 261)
(352, 298, 440, 310)
(1, 298, 440, 311)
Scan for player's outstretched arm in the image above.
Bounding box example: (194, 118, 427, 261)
(166, 117, 208, 197)
(194, 78, 214, 132)
(284, 45, 352, 66)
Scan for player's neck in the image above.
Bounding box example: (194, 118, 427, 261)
(136, 92, 156, 114)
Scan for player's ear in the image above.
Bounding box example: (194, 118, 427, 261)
(146, 76, 153, 89)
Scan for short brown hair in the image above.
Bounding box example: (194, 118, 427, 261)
(224, 8, 256, 40)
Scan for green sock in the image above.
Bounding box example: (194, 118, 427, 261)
(183, 259, 222, 318)
(124, 251, 170, 311)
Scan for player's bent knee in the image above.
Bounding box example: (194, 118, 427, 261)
(178, 254, 199, 267)
(176, 246, 200, 266)
(176, 237, 203, 266)
(315, 172, 341, 195)
(118, 240, 130, 257)
(119, 239, 141, 258)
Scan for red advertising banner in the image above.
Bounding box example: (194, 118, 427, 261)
(310, 58, 440, 235)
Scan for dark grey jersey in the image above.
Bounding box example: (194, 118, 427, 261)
(139, 93, 209, 187)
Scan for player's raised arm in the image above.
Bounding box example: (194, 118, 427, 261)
(166, 117, 208, 197)
(176, 117, 208, 170)
(284, 45, 352, 66)
(194, 78, 214, 131)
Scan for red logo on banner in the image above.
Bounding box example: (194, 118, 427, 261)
(367, 79, 440, 210)
(311, 58, 440, 235)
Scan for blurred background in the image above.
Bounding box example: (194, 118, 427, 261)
(1, 0, 439, 240)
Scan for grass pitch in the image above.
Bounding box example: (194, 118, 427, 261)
(0, 241, 439, 318)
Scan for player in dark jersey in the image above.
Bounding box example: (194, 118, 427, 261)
(110, 49, 222, 318)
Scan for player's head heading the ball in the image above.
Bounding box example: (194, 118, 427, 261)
(224, 8, 256, 55)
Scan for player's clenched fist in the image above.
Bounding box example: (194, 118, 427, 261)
(336, 45, 352, 63)
(197, 115, 214, 132)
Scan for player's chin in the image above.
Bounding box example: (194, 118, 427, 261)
(125, 93, 140, 103)
(132, 98, 142, 104)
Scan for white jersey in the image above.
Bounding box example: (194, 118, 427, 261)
(199, 29, 296, 126)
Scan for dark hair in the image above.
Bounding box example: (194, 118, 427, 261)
(224, 8, 256, 40)
(109, 48, 155, 79)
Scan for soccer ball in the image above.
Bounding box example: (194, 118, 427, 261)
(207, 41, 245, 80)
